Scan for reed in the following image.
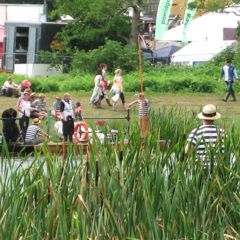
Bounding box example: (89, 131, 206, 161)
(0, 107, 239, 239)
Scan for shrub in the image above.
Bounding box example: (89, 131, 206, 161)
(71, 39, 138, 74)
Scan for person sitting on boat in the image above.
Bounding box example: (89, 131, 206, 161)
(52, 96, 62, 120)
(60, 92, 75, 142)
(75, 101, 82, 120)
(2, 76, 19, 97)
(2, 108, 20, 145)
(25, 118, 48, 145)
(31, 93, 48, 119)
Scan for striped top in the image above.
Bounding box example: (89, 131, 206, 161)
(187, 124, 225, 162)
(25, 125, 41, 142)
(34, 100, 46, 111)
(138, 99, 149, 117)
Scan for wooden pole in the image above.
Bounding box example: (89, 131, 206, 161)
(137, 35, 149, 139)
(137, 35, 144, 94)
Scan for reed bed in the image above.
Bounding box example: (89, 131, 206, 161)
(0, 108, 239, 239)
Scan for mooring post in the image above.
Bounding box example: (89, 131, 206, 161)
(47, 110, 51, 136)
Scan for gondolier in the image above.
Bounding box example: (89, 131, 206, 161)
(60, 92, 75, 142)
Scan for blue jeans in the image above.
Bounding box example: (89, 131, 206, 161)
(224, 81, 236, 101)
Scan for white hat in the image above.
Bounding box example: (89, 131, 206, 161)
(198, 104, 221, 120)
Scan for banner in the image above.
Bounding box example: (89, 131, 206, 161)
(155, 0, 173, 40)
(182, 0, 196, 44)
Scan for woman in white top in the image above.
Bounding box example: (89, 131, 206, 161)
(90, 68, 103, 108)
(111, 69, 125, 111)
(17, 91, 32, 141)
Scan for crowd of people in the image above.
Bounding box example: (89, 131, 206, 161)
(90, 64, 126, 111)
(0, 60, 236, 165)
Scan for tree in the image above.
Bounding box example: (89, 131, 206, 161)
(192, 0, 240, 13)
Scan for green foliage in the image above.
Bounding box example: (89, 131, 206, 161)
(53, 0, 131, 50)
(71, 40, 139, 73)
(0, 108, 240, 239)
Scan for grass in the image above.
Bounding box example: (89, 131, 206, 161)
(0, 106, 239, 239)
(0, 91, 240, 136)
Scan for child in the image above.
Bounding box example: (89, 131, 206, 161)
(52, 96, 62, 120)
(127, 93, 149, 138)
(31, 93, 47, 119)
(75, 101, 82, 120)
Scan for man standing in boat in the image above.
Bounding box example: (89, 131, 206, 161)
(60, 93, 75, 142)
(17, 91, 31, 142)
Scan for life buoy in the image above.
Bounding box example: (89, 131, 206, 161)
(74, 121, 89, 142)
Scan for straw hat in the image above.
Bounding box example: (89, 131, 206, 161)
(39, 93, 45, 98)
(32, 118, 41, 125)
(197, 104, 221, 120)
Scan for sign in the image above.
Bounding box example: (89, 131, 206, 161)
(155, 0, 173, 40)
(182, 0, 196, 44)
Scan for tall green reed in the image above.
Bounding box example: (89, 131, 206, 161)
(0, 107, 239, 239)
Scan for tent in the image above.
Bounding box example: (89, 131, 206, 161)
(161, 11, 240, 42)
(171, 41, 236, 65)
(153, 45, 182, 64)
(143, 45, 181, 64)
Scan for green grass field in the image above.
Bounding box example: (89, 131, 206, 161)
(0, 92, 239, 134)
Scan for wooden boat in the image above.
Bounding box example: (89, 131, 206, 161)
(34, 142, 90, 155)
(0, 143, 35, 155)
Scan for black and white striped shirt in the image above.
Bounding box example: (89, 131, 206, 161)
(25, 125, 41, 142)
(138, 99, 149, 117)
(187, 125, 225, 162)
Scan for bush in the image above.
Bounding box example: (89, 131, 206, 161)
(71, 39, 138, 74)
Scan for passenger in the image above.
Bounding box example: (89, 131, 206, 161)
(30, 93, 40, 118)
(31, 93, 47, 119)
(60, 93, 75, 142)
(111, 68, 125, 111)
(17, 91, 32, 141)
(185, 104, 225, 167)
(51, 96, 62, 120)
(75, 101, 82, 120)
(1, 108, 20, 144)
(2, 76, 19, 97)
(25, 118, 48, 145)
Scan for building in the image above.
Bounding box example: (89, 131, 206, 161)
(3, 21, 65, 76)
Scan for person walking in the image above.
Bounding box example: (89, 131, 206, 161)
(219, 59, 238, 102)
(60, 93, 75, 142)
(185, 104, 225, 167)
(111, 68, 125, 111)
(99, 63, 112, 107)
(90, 68, 104, 108)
